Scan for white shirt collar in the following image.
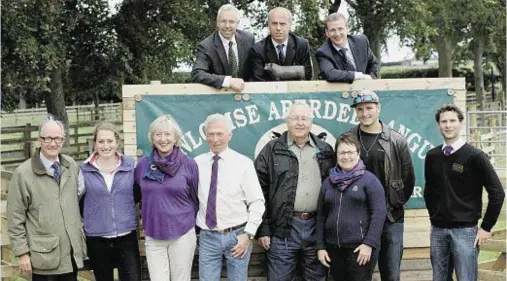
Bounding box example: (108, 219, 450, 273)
(271, 38, 289, 49)
(219, 32, 236, 46)
(209, 147, 232, 161)
(40, 151, 59, 171)
(442, 138, 466, 153)
(333, 41, 350, 52)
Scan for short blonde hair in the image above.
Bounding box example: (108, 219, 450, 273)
(148, 115, 184, 146)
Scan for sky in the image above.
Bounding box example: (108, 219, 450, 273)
(107, 0, 414, 62)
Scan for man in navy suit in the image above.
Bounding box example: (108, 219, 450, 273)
(249, 7, 313, 81)
(316, 13, 379, 83)
(191, 4, 255, 92)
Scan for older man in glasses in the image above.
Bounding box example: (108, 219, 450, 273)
(255, 102, 335, 281)
(347, 90, 415, 281)
(7, 115, 86, 281)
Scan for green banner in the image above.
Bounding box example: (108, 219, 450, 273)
(135, 90, 452, 209)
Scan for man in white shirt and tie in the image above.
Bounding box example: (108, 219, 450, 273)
(195, 113, 265, 281)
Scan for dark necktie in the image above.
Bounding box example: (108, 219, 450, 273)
(276, 44, 285, 64)
(443, 145, 453, 156)
(51, 162, 61, 184)
(339, 48, 356, 71)
(206, 155, 220, 229)
(228, 41, 238, 77)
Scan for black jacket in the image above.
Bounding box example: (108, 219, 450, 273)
(348, 122, 415, 222)
(249, 33, 313, 81)
(316, 35, 379, 83)
(254, 132, 336, 239)
(191, 30, 255, 88)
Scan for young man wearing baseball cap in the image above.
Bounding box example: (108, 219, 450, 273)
(346, 90, 415, 281)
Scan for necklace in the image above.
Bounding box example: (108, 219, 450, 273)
(359, 131, 380, 158)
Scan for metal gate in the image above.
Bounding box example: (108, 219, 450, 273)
(466, 110, 507, 182)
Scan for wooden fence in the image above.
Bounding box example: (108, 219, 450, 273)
(1, 103, 122, 169)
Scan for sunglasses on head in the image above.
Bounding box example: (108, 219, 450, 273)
(353, 94, 378, 104)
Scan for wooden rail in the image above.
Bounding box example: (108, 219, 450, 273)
(478, 228, 506, 281)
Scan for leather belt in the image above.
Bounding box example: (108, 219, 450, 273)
(210, 222, 247, 234)
(293, 212, 316, 220)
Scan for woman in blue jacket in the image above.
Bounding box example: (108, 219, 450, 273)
(78, 122, 141, 281)
(316, 133, 386, 281)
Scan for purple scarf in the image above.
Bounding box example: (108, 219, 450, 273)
(144, 146, 184, 182)
(329, 160, 366, 192)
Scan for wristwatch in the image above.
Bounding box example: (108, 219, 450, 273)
(242, 231, 255, 240)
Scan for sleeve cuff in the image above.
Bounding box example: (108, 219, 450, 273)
(222, 76, 231, 88)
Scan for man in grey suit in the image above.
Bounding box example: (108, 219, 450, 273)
(191, 4, 255, 92)
(316, 13, 379, 83)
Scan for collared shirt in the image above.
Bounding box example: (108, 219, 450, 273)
(195, 147, 265, 235)
(219, 32, 239, 88)
(39, 152, 59, 177)
(442, 138, 466, 155)
(288, 136, 322, 212)
(332, 41, 363, 80)
(78, 152, 122, 197)
(271, 38, 289, 58)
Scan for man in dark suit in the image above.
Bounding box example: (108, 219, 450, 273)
(191, 4, 255, 92)
(249, 7, 313, 81)
(316, 12, 379, 83)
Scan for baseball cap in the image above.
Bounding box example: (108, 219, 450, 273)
(350, 90, 380, 108)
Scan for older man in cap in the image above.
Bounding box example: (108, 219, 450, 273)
(347, 90, 415, 281)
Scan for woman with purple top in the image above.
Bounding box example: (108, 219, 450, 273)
(134, 115, 199, 281)
(315, 133, 387, 281)
(78, 122, 142, 281)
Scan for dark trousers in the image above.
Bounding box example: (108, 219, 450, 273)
(86, 230, 142, 281)
(328, 247, 379, 281)
(32, 256, 78, 281)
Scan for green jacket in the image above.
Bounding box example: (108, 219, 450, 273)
(7, 149, 86, 275)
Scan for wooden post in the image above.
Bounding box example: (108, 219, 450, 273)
(22, 123, 32, 159)
(74, 125, 79, 153)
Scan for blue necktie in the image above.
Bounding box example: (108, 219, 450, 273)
(51, 162, 61, 184)
(206, 155, 220, 229)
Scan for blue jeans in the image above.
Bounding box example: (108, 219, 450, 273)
(377, 219, 404, 281)
(430, 226, 479, 281)
(267, 217, 327, 281)
(198, 227, 252, 281)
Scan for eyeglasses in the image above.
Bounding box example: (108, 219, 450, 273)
(40, 136, 65, 144)
(353, 94, 379, 105)
(287, 116, 312, 122)
(338, 151, 357, 157)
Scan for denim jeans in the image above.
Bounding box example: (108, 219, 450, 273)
(267, 217, 327, 281)
(86, 230, 142, 281)
(328, 246, 379, 281)
(377, 218, 404, 281)
(199, 227, 252, 281)
(430, 226, 479, 281)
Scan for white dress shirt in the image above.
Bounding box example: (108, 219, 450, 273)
(195, 147, 265, 235)
(442, 138, 466, 155)
(39, 152, 59, 176)
(219, 33, 239, 88)
(272, 39, 288, 59)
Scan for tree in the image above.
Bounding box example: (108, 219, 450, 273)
(344, 0, 411, 64)
(1, 0, 76, 139)
(113, 0, 218, 84)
